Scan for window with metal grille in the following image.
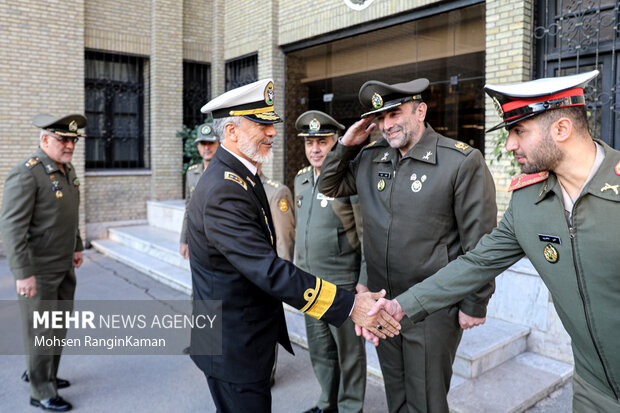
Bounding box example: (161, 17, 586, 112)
(225, 54, 258, 91)
(535, 0, 619, 148)
(183, 61, 211, 128)
(85, 50, 147, 169)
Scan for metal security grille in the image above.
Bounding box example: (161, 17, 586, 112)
(183, 61, 211, 128)
(535, 0, 619, 148)
(225, 54, 258, 91)
(85, 51, 147, 168)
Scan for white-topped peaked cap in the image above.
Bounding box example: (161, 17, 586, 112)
(484, 70, 599, 132)
(200, 79, 282, 124)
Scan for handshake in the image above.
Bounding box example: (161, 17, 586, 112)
(349, 286, 405, 346)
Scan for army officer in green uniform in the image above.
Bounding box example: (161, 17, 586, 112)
(180, 122, 219, 259)
(296, 111, 366, 413)
(319, 79, 497, 413)
(370, 70, 620, 413)
(0, 114, 86, 412)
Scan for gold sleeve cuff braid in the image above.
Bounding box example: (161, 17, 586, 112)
(300, 278, 337, 320)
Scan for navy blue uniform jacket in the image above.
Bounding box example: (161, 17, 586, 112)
(187, 147, 354, 384)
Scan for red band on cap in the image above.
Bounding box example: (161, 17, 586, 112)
(502, 88, 584, 114)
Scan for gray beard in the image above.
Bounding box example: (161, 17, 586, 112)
(238, 138, 273, 164)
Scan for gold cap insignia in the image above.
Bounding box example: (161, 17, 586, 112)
(69, 120, 78, 132)
(201, 124, 212, 135)
(264, 81, 274, 106)
(372, 93, 383, 109)
(309, 118, 321, 131)
(492, 97, 504, 118)
(543, 244, 558, 263)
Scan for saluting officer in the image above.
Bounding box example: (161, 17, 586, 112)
(180, 122, 219, 259)
(0, 114, 86, 412)
(371, 70, 620, 413)
(186, 79, 399, 413)
(295, 111, 367, 413)
(319, 79, 497, 413)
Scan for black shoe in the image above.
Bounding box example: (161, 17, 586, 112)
(30, 396, 72, 411)
(22, 372, 70, 389)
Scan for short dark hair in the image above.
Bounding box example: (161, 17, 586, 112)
(535, 105, 589, 136)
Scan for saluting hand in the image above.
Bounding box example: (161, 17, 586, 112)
(340, 116, 377, 147)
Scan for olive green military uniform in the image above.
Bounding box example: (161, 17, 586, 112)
(261, 173, 295, 261)
(398, 140, 620, 411)
(319, 124, 497, 413)
(180, 163, 204, 244)
(296, 166, 366, 413)
(0, 147, 83, 401)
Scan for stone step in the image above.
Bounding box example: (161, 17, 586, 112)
(90, 238, 191, 295)
(454, 318, 530, 378)
(147, 200, 185, 233)
(448, 352, 573, 413)
(108, 225, 189, 271)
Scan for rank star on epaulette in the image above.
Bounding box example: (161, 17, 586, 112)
(455, 142, 469, 151)
(25, 157, 39, 168)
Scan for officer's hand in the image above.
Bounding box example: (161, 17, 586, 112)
(16, 275, 37, 298)
(351, 289, 401, 339)
(458, 310, 486, 330)
(180, 243, 189, 259)
(340, 116, 376, 147)
(354, 284, 370, 338)
(355, 283, 369, 294)
(368, 298, 406, 323)
(73, 251, 83, 268)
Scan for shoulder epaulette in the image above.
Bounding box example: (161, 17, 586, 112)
(508, 172, 549, 192)
(224, 171, 247, 190)
(188, 164, 199, 171)
(265, 179, 281, 188)
(438, 139, 474, 155)
(25, 157, 40, 169)
(297, 166, 311, 176)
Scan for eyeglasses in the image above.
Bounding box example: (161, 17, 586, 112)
(47, 133, 79, 144)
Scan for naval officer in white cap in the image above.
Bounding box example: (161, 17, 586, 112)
(368, 70, 620, 412)
(185, 79, 401, 412)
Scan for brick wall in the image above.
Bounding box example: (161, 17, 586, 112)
(183, 0, 212, 62)
(150, 0, 183, 201)
(0, 0, 86, 249)
(84, 174, 151, 223)
(279, 0, 439, 46)
(485, 0, 533, 214)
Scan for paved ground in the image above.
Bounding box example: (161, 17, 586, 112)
(0, 249, 571, 412)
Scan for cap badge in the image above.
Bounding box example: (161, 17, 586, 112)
(309, 118, 321, 132)
(492, 97, 504, 118)
(377, 179, 386, 191)
(601, 183, 619, 195)
(543, 244, 559, 263)
(372, 93, 383, 109)
(264, 81, 275, 106)
(69, 120, 78, 132)
(201, 124, 212, 135)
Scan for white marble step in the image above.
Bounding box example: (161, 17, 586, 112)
(147, 200, 185, 233)
(108, 225, 189, 271)
(448, 352, 573, 413)
(91, 238, 191, 295)
(454, 318, 530, 378)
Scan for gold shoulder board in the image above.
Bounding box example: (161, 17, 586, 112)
(224, 171, 247, 190)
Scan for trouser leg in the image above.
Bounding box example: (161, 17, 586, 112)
(20, 269, 76, 400)
(305, 314, 339, 411)
(206, 375, 271, 413)
(331, 317, 366, 413)
(572, 371, 620, 413)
